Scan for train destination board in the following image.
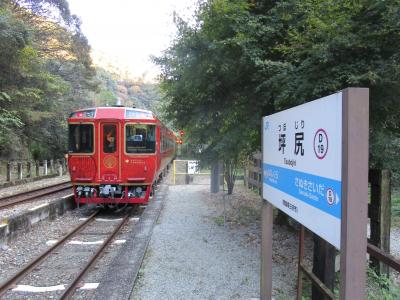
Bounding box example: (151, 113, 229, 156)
(262, 92, 342, 249)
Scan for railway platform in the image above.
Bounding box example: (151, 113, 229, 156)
(130, 180, 261, 300)
(0, 175, 73, 246)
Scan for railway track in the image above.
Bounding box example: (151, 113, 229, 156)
(0, 208, 134, 299)
(0, 181, 72, 210)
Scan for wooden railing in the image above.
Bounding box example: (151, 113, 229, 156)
(243, 152, 262, 194)
(244, 153, 400, 277)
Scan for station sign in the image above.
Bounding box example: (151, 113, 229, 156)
(187, 160, 199, 174)
(263, 92, 342, 249)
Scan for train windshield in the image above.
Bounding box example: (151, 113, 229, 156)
(68, 124, 94, 153)
(125, 124, 156, 154)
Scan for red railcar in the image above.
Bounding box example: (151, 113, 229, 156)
(67, 106, 175, 205)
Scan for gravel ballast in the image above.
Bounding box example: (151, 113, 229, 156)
(0, 210, 83, 283)
(0, 175, 71, 222)
(0, 209, 142, 300)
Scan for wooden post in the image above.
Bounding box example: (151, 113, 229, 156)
(261, 201, 273, 299)
(6, 162, 12, 181)
(243, 163, 247, 187)
(296, 226, 305, 300)
(211, 161, 220, 193)
(43, 160, 48, 175)
(260, 118, 273, 300)
(246, 160, 250, 189)
(219, 161, 224, 189)
(312, 235, 336, 300)
(17, 162, 23, 180)
(35, 161, 40, 177)
(369, 169, 391, 276)
(340, 88, 369, 300)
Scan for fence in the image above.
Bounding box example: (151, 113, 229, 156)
(244, 152, 400, 297)
(0, 159, 67, 184)
(244, 152, 262, 194)
(172, 160, 211, 185)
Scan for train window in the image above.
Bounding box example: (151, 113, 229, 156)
(125, 110, 153, 119)
(161, 134, 174, 153)
(103, 124, 117, 153)
(126, 124, 156, 153)
(68, 124, 94, 153)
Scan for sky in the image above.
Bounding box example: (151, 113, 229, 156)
(67, 0, 198, 81)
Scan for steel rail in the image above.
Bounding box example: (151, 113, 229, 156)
(0, 181, 71, 201)
(0, 211, 99, 298)
(60, 210, 132, 299)
(0, 182, 72, 210)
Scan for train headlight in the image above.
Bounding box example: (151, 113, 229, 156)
(76, 186, 83, 197)
(135, 187, 143, 197)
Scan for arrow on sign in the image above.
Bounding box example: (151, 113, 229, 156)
(335, 193, 340, 205)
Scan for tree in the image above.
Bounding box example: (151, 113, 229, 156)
(157, 0, 400, 189)
(0, 0, 96, 159)
(247, 0, 400, 178)
(155, 0, 261, 194)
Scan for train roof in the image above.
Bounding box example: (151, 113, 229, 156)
(68, 106, 157, 121)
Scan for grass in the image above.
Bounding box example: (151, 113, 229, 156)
(213, 215, 225, 226)
(235, 205, 260, 225)
(367, 267, 400, 300)
(136, 267, 145, 280)
(293, 267, 400, 300)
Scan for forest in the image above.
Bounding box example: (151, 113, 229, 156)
(155, 0, 400, 188)
(0, 0, 161, 161)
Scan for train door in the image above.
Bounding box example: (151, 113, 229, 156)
(100, 122, 120, 181)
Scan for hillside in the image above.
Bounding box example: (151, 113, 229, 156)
(93, 67, 162, 116)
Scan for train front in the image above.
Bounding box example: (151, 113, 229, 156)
(67, 107, 157, 206)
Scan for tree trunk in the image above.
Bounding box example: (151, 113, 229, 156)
(224, 158, 238, 195)
(227, 181, 234, 195)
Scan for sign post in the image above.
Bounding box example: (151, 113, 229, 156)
(260, 88, 369, 299)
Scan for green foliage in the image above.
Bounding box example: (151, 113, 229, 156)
(0, 0, 96, 159)
(92, 67, 163, 117)
(367, 267, 400, 299)
(156, 0, 400, 191)
(246, 0, 400, 173)
(155, 0, 281, 192)
(155, 0, 259, 194)
(0, 92, 11, 102)
(391, 189, 400, 227)
(213, 215, 225, 226)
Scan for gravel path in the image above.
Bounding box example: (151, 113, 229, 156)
(131, 184, 260, 300)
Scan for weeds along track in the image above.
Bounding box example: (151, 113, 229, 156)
(0, 207, 138, 299)
(0, 182, 72, 210)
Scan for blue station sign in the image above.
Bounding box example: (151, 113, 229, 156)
(263, 92, 343, 249)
